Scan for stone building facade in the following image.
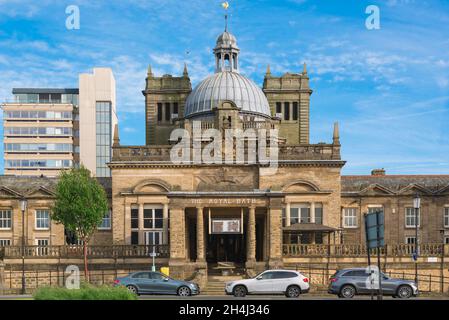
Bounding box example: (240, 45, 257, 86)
(1, 28, 449, 282)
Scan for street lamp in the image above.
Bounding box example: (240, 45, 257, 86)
(20, 198, 27, 295)
(413, 194, 420, 285)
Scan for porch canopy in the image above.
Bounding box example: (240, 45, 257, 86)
(283, 223, 339, 233)
(283, 223, 341, 244)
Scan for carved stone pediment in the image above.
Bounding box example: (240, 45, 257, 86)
(196, 167, 255, 191)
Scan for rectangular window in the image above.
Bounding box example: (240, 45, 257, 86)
(131, 231, 139, 245)
(95, 101, 111, 177)
(165, 103, 171, 121)
(35, 210, 50, 230)
(290, 204, 311, 224)
(98, 210, 112, 230)
(0, 210, 12, 229)
(131, 207, 139, 229)
(144, 231, 163, 245)
(284, 102, 290, 120)
(406, 236, 416, 245)
(343, 208, 357, 228)
(173, 102, 179, 115)
(157, 103, 163, 122)
(444, 207, 449, 228)
(405, 207, 420, 228)
(315, 204, 323, 225)
(0, 239, 11, 246)
(35, 238, 49, 256)
(367, 206, 383, 214)
(276, 102, 282, 114)
(445, 237, 449, 245)
(292, 102, 298, 120)
(143, 207, 163, 229)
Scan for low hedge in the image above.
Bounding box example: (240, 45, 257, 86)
(33, 283, 137, 300)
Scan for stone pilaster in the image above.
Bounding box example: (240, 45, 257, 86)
(246, 206, 256, 269)
(169, 207, 186, 261)
(196, 207, 205, 262)
(268, 205, 283, 269)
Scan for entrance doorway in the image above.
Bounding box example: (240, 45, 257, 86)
(206, 234, 246, 263)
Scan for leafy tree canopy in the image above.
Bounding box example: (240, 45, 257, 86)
(52, 166, 108, 242)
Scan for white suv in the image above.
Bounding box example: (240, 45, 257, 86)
(225, 269, 310, 298)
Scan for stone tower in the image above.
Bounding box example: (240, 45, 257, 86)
(143, 64, 192, 145)
(262, 63, 312, 145)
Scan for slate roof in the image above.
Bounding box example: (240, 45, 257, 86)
(0, 175, 112, 197)
(342, 175, 449, 194)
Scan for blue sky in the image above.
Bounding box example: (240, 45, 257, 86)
(0, 0, 448, 175)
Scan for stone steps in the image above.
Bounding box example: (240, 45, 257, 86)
(201, 275, 244, 296)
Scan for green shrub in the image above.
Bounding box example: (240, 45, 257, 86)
(33, 283, 137, 300)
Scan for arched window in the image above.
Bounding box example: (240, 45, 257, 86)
(224, 54, 231, 70)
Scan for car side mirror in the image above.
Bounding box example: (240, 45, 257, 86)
(163, 277, 169, 281)
(256, 276, 262, 280)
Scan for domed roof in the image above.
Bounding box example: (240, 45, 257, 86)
(215, 31, 238, 49)
(184, 71, 271, 118)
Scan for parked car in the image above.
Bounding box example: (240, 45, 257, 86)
(225, 269, 310, 298)
(328, 268, 419, 299)
(114, 271, 200, 296)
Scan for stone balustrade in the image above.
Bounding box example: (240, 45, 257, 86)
(112, 143, 340, 162)
(1, 244, 170, 259)
(283, 243, 448, 257)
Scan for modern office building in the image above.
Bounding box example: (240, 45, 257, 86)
(2, 67, 117, 177)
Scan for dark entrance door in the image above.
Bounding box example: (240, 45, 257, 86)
(206, 234, 246, 263)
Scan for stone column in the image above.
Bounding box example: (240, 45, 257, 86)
(138, 203, 144, 245)
(268, 204, 283, 269)
(285, 202, 291, 227)
(310, 202, 316, 223)
(196, 207, 205, 262)
(169, 207, 187, 279)
(246, 206, 256, 267)
(163, 204, 169, 245)
(169, 207, 186, 260)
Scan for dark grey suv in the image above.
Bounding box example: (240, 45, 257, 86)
(328, 268, 419, 299)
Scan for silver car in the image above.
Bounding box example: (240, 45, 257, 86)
(328, 268, 419, 299)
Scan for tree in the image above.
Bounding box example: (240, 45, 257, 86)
(52, 166, 108, 281)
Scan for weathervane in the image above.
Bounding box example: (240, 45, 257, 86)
(222, 1, 229, 31)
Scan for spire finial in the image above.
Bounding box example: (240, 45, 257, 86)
(113, 124, 120, 147)
(183, 63, 188, 77)
(147, 64, 153, 78)
(266, 64, 271, 76)
(333, 122, 340, 145)
(302, 62, 307, 75)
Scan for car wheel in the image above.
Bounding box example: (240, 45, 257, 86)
(285, 285, 301, 298)
(177, 286, 192, 297)
(233, 285, 247, 298)
(126, 285, 138, 295)
(340, 285, 356, 299)
(396, 285, 413, 299)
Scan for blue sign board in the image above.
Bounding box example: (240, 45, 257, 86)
(365, 211, 385, 249)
